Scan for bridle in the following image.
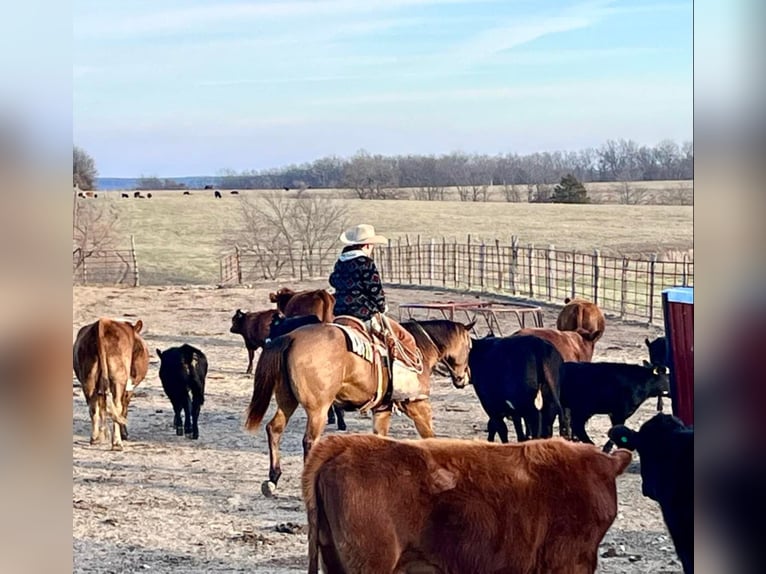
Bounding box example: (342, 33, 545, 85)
(410, 320, 471, 384)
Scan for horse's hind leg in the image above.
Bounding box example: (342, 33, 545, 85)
(302, 408, 329, 461)
(373, 408, 392, 436)
(263, 388, 298, 497)
(400, 400, 435, 438)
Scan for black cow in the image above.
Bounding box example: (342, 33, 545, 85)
(559, 361, 670, 451)
(267, 313, 346, 431)
(645, 336, 668, 368)
(204, 184, 213, 190)
(609, 414, 693, 574)
(230, 190, 239, 195)
(467, 335, 565, 443)
(183, 191, 191, 195)
(214, 190, 222, 198)
(156, 344, 208, 439)
(146, 192, 152, 198)
(121, 193, 129, 198)
(133, 191, 141, 198)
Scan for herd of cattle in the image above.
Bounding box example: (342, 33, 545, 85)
(76, 189, 241, 199)
(72, 290, 693, 573)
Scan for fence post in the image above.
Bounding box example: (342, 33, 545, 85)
(570, 249, 576, 299)
(510, 235, 518, 295)
(682, 253, 689, 286)
(467, 234, 473, 289)
(620, 256, 629, 319)
(130, 235, 140, 287)
(453, 238, 458, 287)
(299, 244, 305, 281)
(406, 235, 412, 284)
(442, 236, 447, 287)
(235, 244, 242, 284)
(397, 238, 402, 283)
(479, 242, 486, 290)
(416, 235, 422, 285)
(546, 244, 554, 301)
(429, 238, 435, 284)
(495, 239, 503, 290)
(592, 249, 601, 305)
(527, 243, 535, 298)
(648, 253, 657, 324)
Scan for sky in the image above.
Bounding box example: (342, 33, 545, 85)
(73, 0, 693, 177)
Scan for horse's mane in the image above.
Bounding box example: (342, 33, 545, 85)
(402, 319, 461, 353)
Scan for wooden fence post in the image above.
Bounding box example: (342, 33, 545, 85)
(467, 234, 473, 288)
(235, 244, 242, 284)
(570, 249, 576, 299)
(546, 244, 555, 301)
(416, 234, 422, 285)
(429, 238, 435, 284)
(509, 236, 518, 295)
(479, 242, 486, 290)
(682, 253, 689, 286)
(442, 236, 447, 287)
(130, 235, 140, 287)
(453, 238, 458, 287)
(648, 253, 657, 324)
(495, 239, 503, 290)
(527, 243, 535, 298)
(592, 249, 601, 305)
(299, 244, 305, 281)
(620, 256, 629, 319)
(406, 235, 412, 284)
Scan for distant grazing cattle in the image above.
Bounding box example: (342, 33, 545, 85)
(283, 186, 290, 192)
(121, 193, 129, 198)
(77, 192, 86, 198)
(513, 327, 597, 362)
(609, 414, 693, 574)
(230, 308, 279, 374)
(214, 190, 222, 198)
(85, 191, 95, 198)
(268, 287, 335, 322)
(645, 336, 668, 368)
(267, 313, 345, 431)
(559, 361, 670, 450)
(303, 434, 632, 574)
(183, 191, 191, 195)
(204, 184, 213, 190)
(72, 317, 149, 450)
(557, 297, 605, 342)
(146, 193, 152, 198)
(230, 190, 239, 195)
(467, 335, 565, 442)
(156, 344, 208, 439)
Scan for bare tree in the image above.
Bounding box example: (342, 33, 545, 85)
(661, 182, 693, 206)
(236, 194, 349, 279)
(617, 181, 649, 205)
(501, 182, 523, 202)
(343, 150, 400, 199)
(72, 195, 120, 274)
(73, 145, 98, 190)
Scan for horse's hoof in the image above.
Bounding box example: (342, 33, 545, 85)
(111, 444, 123, 452)
(262, 480, 277, 498)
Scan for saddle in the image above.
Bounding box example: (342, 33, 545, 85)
(332, 314, 425, 411)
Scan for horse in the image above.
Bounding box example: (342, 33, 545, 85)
(244, 318, 475, 496)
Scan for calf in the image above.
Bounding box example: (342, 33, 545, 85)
(609, 414, 693, 574)
(229, 308, 279, 374)
(267, 313, 346, 431)
(468, 335, 565, 442)
(72, 317, 149, 450)
(559, 361, 670, 451)
(645, 335, 668, 368)
(556, 297, 606, 343)
(303, 434, 632, 574)
(156, 344, 208, 439)
(214, 190, 222, 198)
(268, 287, 335, 322)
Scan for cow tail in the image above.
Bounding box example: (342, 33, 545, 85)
(541, 350, 566, 438)
(97, 319, 127, 426)
(244, 336, 292, 431)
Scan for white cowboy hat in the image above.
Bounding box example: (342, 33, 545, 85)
(339, 223, 388, 245)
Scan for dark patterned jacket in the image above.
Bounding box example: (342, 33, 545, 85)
(329, 253, 386, 320)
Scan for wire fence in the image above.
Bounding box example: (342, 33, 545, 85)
(218, 235, 693, 325)
(72, 236, 140, 286)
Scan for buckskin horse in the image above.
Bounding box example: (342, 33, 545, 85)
(244, 318, 474, 496)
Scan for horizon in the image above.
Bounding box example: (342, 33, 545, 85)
(74, 0, 693, 178)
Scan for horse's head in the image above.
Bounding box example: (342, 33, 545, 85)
(440, 320, 474, 389)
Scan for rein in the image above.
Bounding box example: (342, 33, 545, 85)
(410, 320, 465, 381)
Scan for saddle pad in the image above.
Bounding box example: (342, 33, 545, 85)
(332, 324, 376, 363)
(391, 360, 427, 403)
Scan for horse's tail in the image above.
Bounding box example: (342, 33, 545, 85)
(244, 336, 292, 431)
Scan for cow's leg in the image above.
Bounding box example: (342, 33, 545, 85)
(400, 400, 435, 439)
(372, 408, 392, 436)
(327, 405, 336, 424)
(171, 396, 184, 435)
(190, 395, 202, 440)
(263, 388, 298, 496)
(89, 399, 102, 445)
(570, 414, 594, 444)
(334, 406, 346, 431)
(184, 391, 193, 436)
(119, 391, 133, 440)
(111, 392, 125, 451)
(246, 347, 255, 375)
(490, 416, 509, 443)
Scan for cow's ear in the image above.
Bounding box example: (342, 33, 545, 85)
(156, 348, 162, 358)
(268, 292, 277, 302)
(133, 320, 143, 333)
(608, 425, 638, 451)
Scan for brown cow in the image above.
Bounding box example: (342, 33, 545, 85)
(268, 287, 335, 322)
(303, 434, 632, 574)
(556, 297, 606, 343)
(72, 318, 149, 450)
(229, 309, 279, 374)
(513, 327, 597, 362)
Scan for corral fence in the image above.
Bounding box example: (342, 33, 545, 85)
(219, 235, 693, 325)
(72, 236, 140, 286)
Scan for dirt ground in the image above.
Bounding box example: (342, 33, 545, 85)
(73, 281, 683, 573)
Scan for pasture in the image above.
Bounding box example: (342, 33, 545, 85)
(91, 188, 693, 285)
(73, 281, 685, 573)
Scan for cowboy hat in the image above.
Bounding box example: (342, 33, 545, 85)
(339, 223, 388, 245)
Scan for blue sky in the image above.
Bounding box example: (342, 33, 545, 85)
(73, 0, 692, 177)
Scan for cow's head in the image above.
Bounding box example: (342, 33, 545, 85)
(230, 309, 247, 334)
(642, 362, 671, 396)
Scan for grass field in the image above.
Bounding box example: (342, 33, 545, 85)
(85, 187, 693, 285)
